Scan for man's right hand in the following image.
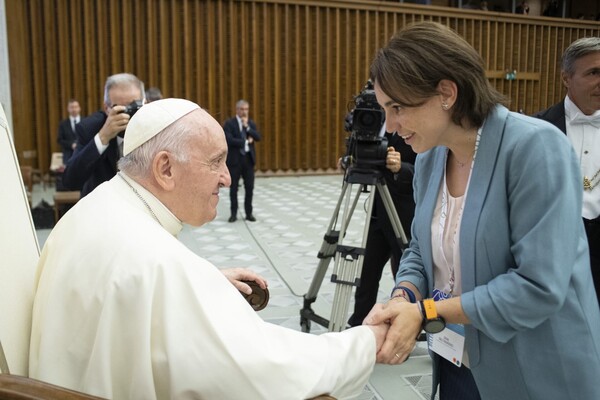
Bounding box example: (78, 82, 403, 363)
(98, 105, 131, 145)
(365, 306, 390, 353)
(365, 300, 421, 364)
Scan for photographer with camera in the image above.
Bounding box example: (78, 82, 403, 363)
(62, 73, 145, 197)
(345, 116, 416, 328)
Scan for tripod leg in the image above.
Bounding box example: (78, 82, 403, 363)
(304, 181, 351, 299)
(301, 181, 353, 332)
(328, 185, 377, 332)
(376, 182, 408, 247)
(330, 184, 364, 279)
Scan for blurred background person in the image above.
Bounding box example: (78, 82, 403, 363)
(56, 98, 81, 165)
(145, 87, 163, 103)
(224, 99, 261, 222)
(542, 0, 560, 17)
(515, 1, 529, 14)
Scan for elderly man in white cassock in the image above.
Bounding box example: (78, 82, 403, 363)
(29, 98, 388, 399)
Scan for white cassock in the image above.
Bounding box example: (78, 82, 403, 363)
(29, 174, 376, 400)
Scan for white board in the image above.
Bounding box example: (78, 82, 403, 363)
(0, 102, 40, 375)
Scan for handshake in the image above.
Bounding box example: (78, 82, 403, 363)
(362, 296, 424, 364)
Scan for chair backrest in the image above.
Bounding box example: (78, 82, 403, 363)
(19, 166, 33, 193)
(0, 342, 9, 374)
(49, 152, 63, 172)
(0, 104, 40, 376)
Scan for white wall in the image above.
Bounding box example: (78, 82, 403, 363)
(0, 0, 13, 136)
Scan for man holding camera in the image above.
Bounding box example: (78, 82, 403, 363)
(62, 73, 145, 197)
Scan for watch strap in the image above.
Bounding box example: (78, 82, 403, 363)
(422, 298, 438, 319)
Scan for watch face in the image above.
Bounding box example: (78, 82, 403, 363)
(425, 318, 445, 334)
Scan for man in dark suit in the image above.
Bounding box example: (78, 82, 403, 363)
(533, 37, 600, 306)
(223, 99, 261, 222)
(57, 99, 81, 164)
(62, 73, 144, 197)
(347, 129, 416, 327)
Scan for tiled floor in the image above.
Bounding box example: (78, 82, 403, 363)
(34, 174, 436, 400)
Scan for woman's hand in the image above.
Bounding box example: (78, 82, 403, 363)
(221, 267, 268, 295)
(364, 298, 422, 364)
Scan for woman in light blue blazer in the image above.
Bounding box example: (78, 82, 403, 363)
(365, 22, 600, 400)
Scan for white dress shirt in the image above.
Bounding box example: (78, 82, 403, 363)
(565, 96, 600, 219)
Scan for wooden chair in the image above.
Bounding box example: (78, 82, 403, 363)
(19, 166, 33, 194)
(0, 373, 334, 400)
(48, 153, 64, 174)
(0, 373, 105, 400)
(53, 191, 80, 223)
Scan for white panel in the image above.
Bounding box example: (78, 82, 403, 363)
(0, 103, 40, 375)
(0, 0, 13, 135)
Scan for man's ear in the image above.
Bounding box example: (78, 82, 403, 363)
(152, 151, 176, 191)
(437, 79, 458, 108)
(561, 71, 571, 89)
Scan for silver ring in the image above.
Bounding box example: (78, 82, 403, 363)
(394, 353, 401, 359)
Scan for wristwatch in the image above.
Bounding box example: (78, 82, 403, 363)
(419, 299, 446, 334)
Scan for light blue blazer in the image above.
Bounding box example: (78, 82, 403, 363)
(398, 105, 600, 399)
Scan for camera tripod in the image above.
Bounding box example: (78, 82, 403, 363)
(300, 166, 408, 332)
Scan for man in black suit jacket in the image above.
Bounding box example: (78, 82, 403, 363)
(347, 130, 416, 327)
(533, 37, 600, 306)
(223, 99, 261, 222)
(57, 99, 81, 164)
(62, 73, 144, 197)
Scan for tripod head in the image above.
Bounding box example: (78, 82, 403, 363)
(344, 165, 385, 186)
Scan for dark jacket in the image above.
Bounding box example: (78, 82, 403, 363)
(223, 117, 261, 167)
(371, 132, 416, 237)
(62, 111, 120, 197)
(532, 99, 567, 133)
(57, 118, 78, 163)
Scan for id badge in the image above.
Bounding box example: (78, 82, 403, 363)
(428, 323, 465, 367)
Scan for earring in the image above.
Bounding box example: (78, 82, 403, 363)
(442, 102, 450, 110)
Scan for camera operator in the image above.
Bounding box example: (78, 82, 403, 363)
(62, 73, 145, 197)
(347, 124, 416, 327)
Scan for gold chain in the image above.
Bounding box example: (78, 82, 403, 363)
(583, 168, 600, 191)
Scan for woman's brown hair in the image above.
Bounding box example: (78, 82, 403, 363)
(370, 21, 506, 128)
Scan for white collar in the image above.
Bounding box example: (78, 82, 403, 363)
(117, 172, 183, 236)
(565, 96, 600, 126)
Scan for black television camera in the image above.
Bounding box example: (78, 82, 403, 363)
(342, 80, 388, 171)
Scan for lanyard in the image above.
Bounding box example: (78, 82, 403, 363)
(437, 127, 482, 294)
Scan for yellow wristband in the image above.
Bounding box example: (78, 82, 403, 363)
(422, 298, 438, 319)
